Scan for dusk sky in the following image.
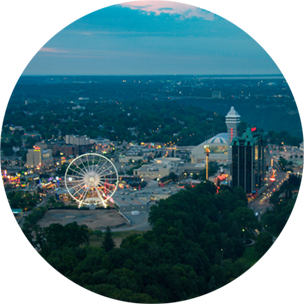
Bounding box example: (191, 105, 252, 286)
(23, 1, 281, 75)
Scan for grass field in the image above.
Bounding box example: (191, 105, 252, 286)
(242, 246, 261, 266)
(89, 230, 144, 248)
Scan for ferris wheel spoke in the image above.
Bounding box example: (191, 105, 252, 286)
(95, 158, 107, 171)
(67, 166, 85, 177)
(66, 179, 84, 183)
(66, 174, 84, 180)
(68, 181, 85, 192)
(104, 187, 114, 195)
(95, 163, 112, 175)
(72, 184, 86, 198)
(77, 157, 89, 174)
(94, 183, 106, 206)
(85, 154, 91, 169)
(97, 165, 115, 177)
(80, 187, 89, 202)
(97, 181, 114, 195)
(66, 179, 84, 184)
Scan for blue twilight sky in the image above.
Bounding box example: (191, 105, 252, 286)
(23, 1, 281, 75)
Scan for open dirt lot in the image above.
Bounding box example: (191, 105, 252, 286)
(37, 209, 128, 230)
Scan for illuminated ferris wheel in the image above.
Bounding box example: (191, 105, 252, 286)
(65, 153, 118, 208)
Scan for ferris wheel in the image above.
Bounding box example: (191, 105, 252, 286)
(65, 153, 118, 208)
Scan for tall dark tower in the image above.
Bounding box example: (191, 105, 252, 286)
(225, 106, 241, 165)
(231, 128, 266, 194)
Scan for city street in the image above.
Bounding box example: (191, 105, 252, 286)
(249, 160, 287, 219)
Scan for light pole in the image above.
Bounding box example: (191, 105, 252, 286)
(206, 148, 210, 180)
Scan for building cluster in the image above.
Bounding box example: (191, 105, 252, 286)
(119, 144, 155, 163)
(26, 135, 93, 168)
(189, 106, 267, 195)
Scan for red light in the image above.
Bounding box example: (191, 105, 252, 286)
(251, 127, 257, 132)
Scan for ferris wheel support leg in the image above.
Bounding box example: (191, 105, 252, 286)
(94, 183, 107, 208)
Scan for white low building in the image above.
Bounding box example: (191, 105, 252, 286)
(191, 133, 229, 164)
(133, 157, 181, 180)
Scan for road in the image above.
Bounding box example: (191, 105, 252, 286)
(249, 160, 287, 219)
(249, 163, 304, 260)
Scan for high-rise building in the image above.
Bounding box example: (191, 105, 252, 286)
(26, 146, 53, 168)
(225, 106, 241, 165)
(65, 135, 90, 146)
(231, 127, 266, 194)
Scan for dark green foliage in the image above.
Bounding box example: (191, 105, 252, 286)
(255, 232, 273, 257)
(261, 174, 300, 235)
(25, 181, 259, 302)
(23, 221, 90, 255)
(102, 227, 115, 252)
(7, 191, 39, 210)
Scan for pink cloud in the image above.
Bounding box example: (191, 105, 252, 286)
(117, 0, 197, 13)
(0, 44, 66, 53)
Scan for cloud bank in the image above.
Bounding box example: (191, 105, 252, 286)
(0, 0, 304, 75)
(0, 44, 66, 53)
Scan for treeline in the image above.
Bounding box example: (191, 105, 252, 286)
(23, 182, 262, 303)
(7, 191, 39, 211)
(268, 130, 302, 147)
(3, 96, 227, 146)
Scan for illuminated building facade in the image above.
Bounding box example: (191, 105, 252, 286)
(26, 146, 54, 168)
(225, 106, 241, 165)
(231, 127, 266, 194)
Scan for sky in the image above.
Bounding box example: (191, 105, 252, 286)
(22, 1, 281, 75)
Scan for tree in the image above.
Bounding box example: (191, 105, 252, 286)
(231, 207, 258, 231)
(102, 227, 115, 252)
(168, 172, 178, 182)
(208, 276, 218, 299)
(255, 232, 273, 256)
